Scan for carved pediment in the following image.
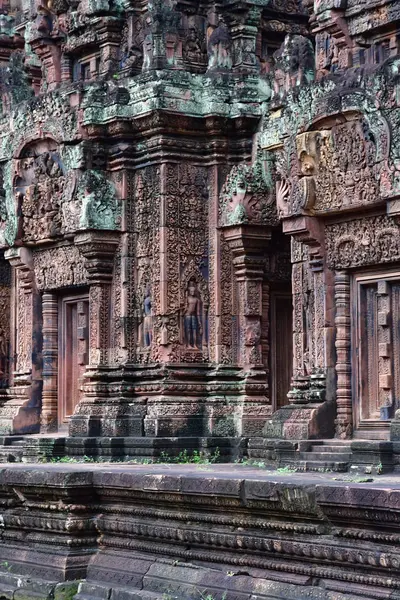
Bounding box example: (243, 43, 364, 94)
(13, 139, 120, 246)
(219, 156, 277, 228)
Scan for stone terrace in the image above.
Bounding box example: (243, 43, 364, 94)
(0, 463, 398, 600)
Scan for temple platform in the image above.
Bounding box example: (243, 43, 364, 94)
(0, 462, 399, 600)
(0, 434, 398, 475)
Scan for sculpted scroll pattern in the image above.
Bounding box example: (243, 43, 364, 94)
(325, 216, 400, 270)
(16, 268, 33, 374)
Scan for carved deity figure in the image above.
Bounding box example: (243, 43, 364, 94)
(183, 279, 203, 349)
(123, 46, 142, 72)
(184, 28, 204, 64)
(143, 287, 153, 348)
(207, 22, 232, 72)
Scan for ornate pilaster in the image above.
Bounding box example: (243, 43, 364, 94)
(263, 214, 336, 441)
(0, 248, 41, 434)
(283, 216, 326, 405)
(229, 7, 261, 74)
(75, 232, 120, 369)
(41, 293, 58, 433)
(223, 225, 270, 373)
(335, 270, 352, 439)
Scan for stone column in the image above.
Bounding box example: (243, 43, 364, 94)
(335, 270, 352, 439)
(41, 293, 58, 433)
(222, 225, 272, 435)
(283, 216, 327, 405)
(69, 232, 120, 437)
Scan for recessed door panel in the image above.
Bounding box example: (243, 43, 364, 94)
(270, 291, 293, 411)
(354, 272, 400, 436)
(58, 295, 89, 426)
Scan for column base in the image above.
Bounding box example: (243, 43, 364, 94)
(22, 435, 247, 463)
(0, 383, 41, 435)
(263, 401, 336, 440)
(68, 364, 272, 439)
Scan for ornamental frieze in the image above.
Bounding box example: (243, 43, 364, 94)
(325, 215, 400, 270)
(33, 246, 86, 291)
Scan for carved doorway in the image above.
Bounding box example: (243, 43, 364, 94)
(58, 294, 89, 427)
(270, 287, 293, 411)
(353, 271, 400, 439)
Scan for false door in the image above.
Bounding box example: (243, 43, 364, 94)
(353, 273, 400, 437)
(58, 295, 89, 427)
(270, 289, 293, 411)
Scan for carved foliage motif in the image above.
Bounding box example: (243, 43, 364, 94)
(326, 216, 400, 270)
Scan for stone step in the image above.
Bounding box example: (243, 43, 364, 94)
(310, 440, 352, 447)
(300, 452, 351, 462)
(297, 460, 349, 472)
(309, 445, 351, 453)
(76, 583, 165, 600)
(0, 450, 23, 463)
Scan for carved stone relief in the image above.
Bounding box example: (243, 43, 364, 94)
(326, 215, 400, 270)
(315, 119, 379, 212)
(33, 246, 86, 290)
(14, 140, 67, 243)
(219, 157, 277, 228)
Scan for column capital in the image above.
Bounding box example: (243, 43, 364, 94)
(222, 225, 272, 280)
(74, 231, 120, 282)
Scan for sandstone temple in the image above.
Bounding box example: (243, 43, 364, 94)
(0, 0, 398, 598)
(0, 0, 397, 470)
